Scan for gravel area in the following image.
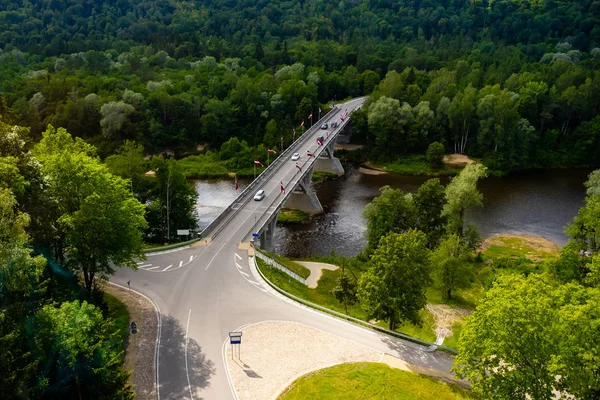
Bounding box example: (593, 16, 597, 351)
(225, 321, 382, 400)
(104, 283, 157, 400)
(295, 261, 339, 288)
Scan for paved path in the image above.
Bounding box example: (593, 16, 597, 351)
(295, 261, 339, 288)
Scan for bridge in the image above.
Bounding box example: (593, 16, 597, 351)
(111, 97, 454, 400)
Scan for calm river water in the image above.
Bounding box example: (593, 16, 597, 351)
(194, 166, 590, 258)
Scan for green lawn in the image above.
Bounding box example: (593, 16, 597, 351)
(258, 249, 311, 279)
(257, 258, 436, 342)
(278, 363, 474, 400)
(371, 155, 459, 176)
(277, 209, 311, 224)
(103, 292, 130, 348)
(177, 154, 230, 179)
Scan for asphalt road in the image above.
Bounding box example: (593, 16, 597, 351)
(112, 98, 454, 399)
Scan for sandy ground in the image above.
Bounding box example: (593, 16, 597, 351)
(427, 304, 472, 338)
(295, 261, 339, 288)
(103, 283, 157, 400)
(335, 143, 364, 151)
(358, 163, 389, 175)
(481, 233, 559, 259)
(443, 153, 476, 166)
(225, 321, 382, 400)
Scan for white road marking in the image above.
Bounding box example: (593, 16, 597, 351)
(240, 271, 250, 277)
(162, 265, 173, 272)
(139, 264, 152, 268)
(185, 309, 194, 400)
(178, 260, 183, 268)
(146, 266, 160, 270)
(189, 255, 196, 263)
(235, 262, 242, 270)
(235, 254, 242, 260)
(248, 280, 260, 286)
(136, 261, 144, 265)
(205, 242, 228, 270)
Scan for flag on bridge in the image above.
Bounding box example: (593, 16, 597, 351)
(345, 108, 348, 116)
(307, 151, 315, 158)
(235, 174, 239, 190)
(340, 115, 345, 122)
(293, 128, 296, 140)
(319, 107, 322, 113)
(308, 112, 313, 120)
(300, 119, 305, 127)
(296, 162, 302, 172)
(316, 137, 323, 146)
(280, 181, 285, 194)
(254, 160, 264, 167)
(268, 148, 277, 154)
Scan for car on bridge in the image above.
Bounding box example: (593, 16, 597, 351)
(291, 153, 300, 161)
(331, 121, 338, 128)
(253, 189, 265, 201)
(320, 123, 328, 129)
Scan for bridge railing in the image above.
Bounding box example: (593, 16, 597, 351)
(200, 105, 340, 241)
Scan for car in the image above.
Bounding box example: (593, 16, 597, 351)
(253, 189, 265, 201)
(320, 123, 328, 130)
(331, 121, 338, 128)
(291, 153, 300, 161)
(317, 136, 325, 142)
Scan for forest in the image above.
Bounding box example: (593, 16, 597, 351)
(0, 0, 598, 175)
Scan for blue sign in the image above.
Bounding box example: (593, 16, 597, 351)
(252, 232, 260, 238)
(229, 332, 242, 344)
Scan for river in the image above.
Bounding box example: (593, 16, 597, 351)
(194, 166, 590, 258)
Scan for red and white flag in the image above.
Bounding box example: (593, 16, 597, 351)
(280, 181, 285, 194)
(254, 160, 264, 167)
(300, 119, 305, 127)
(307, 151, 315, 158)
(292, 128, 296, 139)
(308, 113, 313, 120)
(235, 175, 239, 190)
(345, 108, 348, 116)
(340, 115, 345, 121)
(268, 148, 277, 154)
(319, 107, 322, 113)
(316, 138, 323, 146)
(295, 162, 302, 172)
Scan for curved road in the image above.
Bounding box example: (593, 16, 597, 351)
(112, 98, 454, 399)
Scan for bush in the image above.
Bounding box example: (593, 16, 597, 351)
(426, 141, 445, 169)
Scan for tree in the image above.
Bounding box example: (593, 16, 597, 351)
(358, 230, 431, 330)
(30, 300, 133, 399)
(442, 163, 487, 236)
(413, 178, 447, 248)
(363, 185, 417, 253)
(448, 85, 477, 154)
(330, 263, 358, 315)
(426, 141, 445, 169)
(430, 234, 472, 300)
(454, 274, 600, 400)
(105, 140, 147, 194)
(100, 101, 134, 139)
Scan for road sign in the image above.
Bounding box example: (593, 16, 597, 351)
(130, 322, 138, 335)
(252, 232, 260, 238)
(177, 229, 190, 236)
(229, 332, 242, 344)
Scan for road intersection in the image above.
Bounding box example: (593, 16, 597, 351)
(111, 98, 454, 399)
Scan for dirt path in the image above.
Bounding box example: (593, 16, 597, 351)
(295, 261, 339, 288)
(104, 283, 157, 400)
(443, 154, 476, 166)
(426, 304, 472, 339)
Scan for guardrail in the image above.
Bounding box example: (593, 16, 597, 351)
(255, 250, 307, 284)
(202, 105, 341, 241)
(253, 254, 458, 354)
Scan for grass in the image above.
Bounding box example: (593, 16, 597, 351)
(257, 257, 437, 342)
(443, 321, 464, 350)
(277, 209, 311, 224)
(312, 171, 339, 183)
(278, 362, 474, 400)
(103, 292, 130, 348)
(258, 249, 311, 279)
(177, 154, 229, 179)
(371, 155, 459, 176)
(481, 235, 558, 261)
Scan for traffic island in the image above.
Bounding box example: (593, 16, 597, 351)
(224, 321, 382, 400)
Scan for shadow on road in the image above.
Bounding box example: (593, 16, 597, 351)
(379, 335, 454, 372)
(159, 315, 216, 399)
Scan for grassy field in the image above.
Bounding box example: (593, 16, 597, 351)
(177, 154, 230, 179)
(312, 171, 340, 183)
(103, 292, 130, 348)
(257, 258, 437, 342)
(258, 249, 312, 279)
(278, 363, 474, 400)
(277, 209, 311, 224)
(370, 155, 459, 176)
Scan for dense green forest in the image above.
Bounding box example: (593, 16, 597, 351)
(0, 0, 599, 174)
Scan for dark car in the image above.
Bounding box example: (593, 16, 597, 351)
(320, 123, 328, 130)
(331, 121, 338, 128)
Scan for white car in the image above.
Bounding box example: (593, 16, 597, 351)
(291, 153, 300, 161)
(253, 189, 265, 201)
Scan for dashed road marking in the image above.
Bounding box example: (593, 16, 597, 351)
(235, 254, 242, 260)
(163, 264, 173, 272)
(178, 260, 183, 268)
(235, 262, 242, 269)
(146, 266, 160, 270)
(240, 271, 250, 277)
(139, 264, 153, 268)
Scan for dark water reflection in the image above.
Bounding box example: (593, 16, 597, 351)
(194, 167, 590, 258)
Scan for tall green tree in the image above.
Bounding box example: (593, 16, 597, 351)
(105, 140, 147, 194)
(413, 178, 447, 248)
(330, 263, 358, 315)
(442, 163, 487, 236)
(430, 234, 472, 300)
(358, 230, 431, 330)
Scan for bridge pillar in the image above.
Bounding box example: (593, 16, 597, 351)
(259, 212, 278, 251)
(313, 135, 344, 175)
(283, 166, 324, 215)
